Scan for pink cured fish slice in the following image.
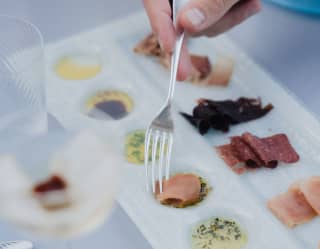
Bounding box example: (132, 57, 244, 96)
(268, 184, 317, 228)
(156, 174, 201, 207)
(300, 176, 320, 215)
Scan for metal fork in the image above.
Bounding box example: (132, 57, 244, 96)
(0, 241, 33, 249)
(145, 0, 185, 193)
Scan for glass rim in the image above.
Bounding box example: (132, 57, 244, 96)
(0, 14, 44, 49)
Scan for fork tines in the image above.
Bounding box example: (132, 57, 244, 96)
(145, 128, 173, 193)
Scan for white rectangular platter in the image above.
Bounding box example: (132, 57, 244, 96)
(45, 11, 320, 249)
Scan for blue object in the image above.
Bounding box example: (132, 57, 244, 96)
(265, 0, 320, 15)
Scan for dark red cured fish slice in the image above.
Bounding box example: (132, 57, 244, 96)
(230, 136, 263, 168)
(216, 144, 251, 175)
(216, 132, 299, 174)
(262, 134, 300, 163)
(242, 132, 299, 168)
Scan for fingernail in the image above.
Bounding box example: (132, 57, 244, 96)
(186, 8, 205, 27)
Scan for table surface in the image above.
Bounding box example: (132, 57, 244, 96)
(0, 1, 319, 248)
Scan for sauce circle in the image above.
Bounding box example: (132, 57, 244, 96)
(55, 53, 102, 80)
(125, 129, 165, 164)
(85, 90, 134, 120)
(191, 217, 247, 249)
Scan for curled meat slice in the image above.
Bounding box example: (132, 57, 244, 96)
(242, 132, 299, 168)
(216, 144, 250, 175)
(267, 186, 317, 228)
(230, 136, 262, 168)
(156, 174, 201, 208)
(216, 132, 299, 174)
(300, 176, 320, 214)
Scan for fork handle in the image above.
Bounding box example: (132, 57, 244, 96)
(167, 32, 184, 103)
(166, 0, 186, 104)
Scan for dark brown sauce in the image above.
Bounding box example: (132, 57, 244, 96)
(88, 100, 128, 120)
(33, 175, 67, 193)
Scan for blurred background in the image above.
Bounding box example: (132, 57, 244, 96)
(0, 0, 319, 248)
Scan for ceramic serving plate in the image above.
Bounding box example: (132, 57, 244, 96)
(44, 12, 320, 249)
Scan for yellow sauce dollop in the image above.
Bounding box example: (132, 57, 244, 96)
(191, 217, 247, 249)
(55, 56, 102, 80)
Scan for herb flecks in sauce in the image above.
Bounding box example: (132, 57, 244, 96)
(125, 129, 165, 164)
(191, 217, 247, 249)
(86, 90, 133, 120)
(199, 177, 211, 203)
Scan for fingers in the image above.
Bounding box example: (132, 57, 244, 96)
(177, 40, 192, 81)
(178, 0, 239, 34)
(143, 0, 176, 53)
(195, 0, 261, 37)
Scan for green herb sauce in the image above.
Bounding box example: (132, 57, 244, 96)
(125, 129, 165, 164)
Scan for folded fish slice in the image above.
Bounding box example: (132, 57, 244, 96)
(215, 144, 249, 175)
(242, 132, 299, 168)
(155, 174, 201, 208)
(262, 134, 300, 163)
(0, 131, 121, 238)
(230, 136, 262, 168)
(267, 184, 317, 228)
(300, 176, 320, 215)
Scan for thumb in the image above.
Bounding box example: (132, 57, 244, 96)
(178, 0, 239, 33)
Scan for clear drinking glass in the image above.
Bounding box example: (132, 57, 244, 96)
(0, 15, 47, 137)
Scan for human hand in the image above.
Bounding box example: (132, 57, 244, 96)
(143, 0, 261, 80)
